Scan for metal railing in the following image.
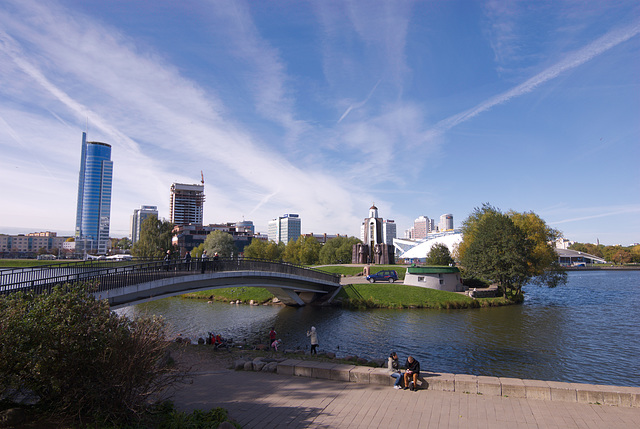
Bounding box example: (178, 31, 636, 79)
(0, 258, 341, 296)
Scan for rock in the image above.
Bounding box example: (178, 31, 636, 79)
(243, 361, 253, 371)
(356, 357, 368, 364)
(272, 297, 280, 303)
(254, 344, 267, 351)
(253, 356, 265, 363)
(346, 355, 358, 362)
(253, 361, 266, 371)
(262, 358, 276, 363)
(230, 302, 234, 305)
(249, 300, 255, 305)
(371, 358, 385, 367)
(284, 349, 296, 354)
(234, 359, 247, 370)
(326, 352, 336, 359)
(263, 362, 278, 372)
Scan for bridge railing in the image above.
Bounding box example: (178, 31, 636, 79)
(0, 257, 341, 296)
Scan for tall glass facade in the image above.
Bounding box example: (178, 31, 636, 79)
(75, 132, 113, 254)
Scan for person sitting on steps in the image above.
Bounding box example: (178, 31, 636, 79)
(403, 355, 420, 391)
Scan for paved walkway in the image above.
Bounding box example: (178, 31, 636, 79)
(171, 369, 640, 428)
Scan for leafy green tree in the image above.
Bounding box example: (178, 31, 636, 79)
(459, 207, 533, 298)
(425, 243, 454, 266)
(131, 215, 174, 258)
(243, 238, 267, 259)
(509, 210, 562, 277)
(203, 230, 237, 258)
(190, 243, 204, 258)
(0, 284, 184, 426)
(282, 238, 301, 264)
(319, 236, 361, 264)
(611, 247, 632, 264)
(265, 241, 285, 261)
(298, 236, 321, 265)
(115, 237, 132, 250)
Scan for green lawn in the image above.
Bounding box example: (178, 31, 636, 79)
(315, 264, 407, 279)
(181, 287, 275, 303)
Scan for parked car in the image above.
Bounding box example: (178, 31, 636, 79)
(366, 270, 398, 283)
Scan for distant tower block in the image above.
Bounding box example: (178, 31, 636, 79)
(170, 183, 205, 226)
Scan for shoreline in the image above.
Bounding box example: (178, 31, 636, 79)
(171, 343, 640, 407)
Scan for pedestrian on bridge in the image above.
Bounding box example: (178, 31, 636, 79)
(307, 326, 319, 355)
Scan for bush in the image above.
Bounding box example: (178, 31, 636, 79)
(0, 284, 186, 426)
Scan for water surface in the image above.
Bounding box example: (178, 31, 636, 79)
(119, 270, 640, 387)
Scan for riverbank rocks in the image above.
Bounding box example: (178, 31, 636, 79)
(233, 356, 279, 373)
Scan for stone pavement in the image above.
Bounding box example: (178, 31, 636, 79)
(170, 369, 640, 428)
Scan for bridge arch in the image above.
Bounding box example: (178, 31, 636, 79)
(0, 258, 342, 308)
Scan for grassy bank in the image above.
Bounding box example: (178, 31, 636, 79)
(181, 287, 275, 304)
(316, 264, 407, 279)
(337, 283, 519, 309)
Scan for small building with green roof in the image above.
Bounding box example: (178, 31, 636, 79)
(404, 266, 464, 292)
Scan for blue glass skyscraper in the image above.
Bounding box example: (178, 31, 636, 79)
(74, 132, 113, 254)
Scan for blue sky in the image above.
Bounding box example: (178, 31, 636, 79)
(0, 0, 638, 245)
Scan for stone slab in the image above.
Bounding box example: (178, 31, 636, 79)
(477, 376, 501, 396)
(293, 361, 322, 378)
(576, 384, 605, 404)
(523, 379, 551, 401)
(428, 373, 455, 392)
(500, 377, 526, 398)
(547, 381, 577, 403)
(454, 374, 478, 394)
(276, 359, 305, 376)
(349, 366, 373, 383)
(311, 362, 338, 380)
(330, 364, 356, 382)
(369, 368, 392, 386)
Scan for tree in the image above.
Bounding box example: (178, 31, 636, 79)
(282, 238, 301, 264)
(115, 237, 132, 250)
(298, 236, 321, 265)
(203, 230, 237, 258)
(265, 241, 285, 261)
(319, 236, 361, 264)
(131, 215, 174, 259)
(508, 210, 562, 278)
(0, 284, 184, 426)
(425, 243, 454, 266)
(243, 238, 267, 259)
(460, 209, 532, 298)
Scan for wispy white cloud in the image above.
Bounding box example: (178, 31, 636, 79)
(549, 205, 640, 225)
(422, 18, 640, 141)
(0, 0, 369, 236)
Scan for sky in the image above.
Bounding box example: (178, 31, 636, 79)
(0, 0, 638, 246)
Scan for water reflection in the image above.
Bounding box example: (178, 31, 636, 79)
(119, 270, 640, 387)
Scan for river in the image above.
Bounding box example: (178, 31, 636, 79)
(118, 270, 640, 387)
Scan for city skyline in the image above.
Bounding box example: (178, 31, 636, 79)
(0, 1, 638, 245)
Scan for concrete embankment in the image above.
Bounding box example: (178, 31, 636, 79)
(276, 359, 640, 408)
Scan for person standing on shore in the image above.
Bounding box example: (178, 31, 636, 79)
(307, 326, 319, 355)
(269, 327, 277, 346)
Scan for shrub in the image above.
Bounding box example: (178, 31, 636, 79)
(0, 284, 186, 426)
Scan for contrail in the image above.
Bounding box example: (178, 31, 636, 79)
(423, 19, 640, 140)
(337, 79, 382, 123)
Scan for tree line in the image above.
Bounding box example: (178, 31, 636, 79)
(568, 242, 640, 265)
(130, 215, 362, 265)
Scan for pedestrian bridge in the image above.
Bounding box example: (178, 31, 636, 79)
(0, 258, 343, 308)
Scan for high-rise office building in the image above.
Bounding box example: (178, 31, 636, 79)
(439, 213, 454, 232)
(169, 183, 205, 226)
(268, 214, 301, 244)
(74, 132, 113, 254)
(130, 205, 159, 243)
